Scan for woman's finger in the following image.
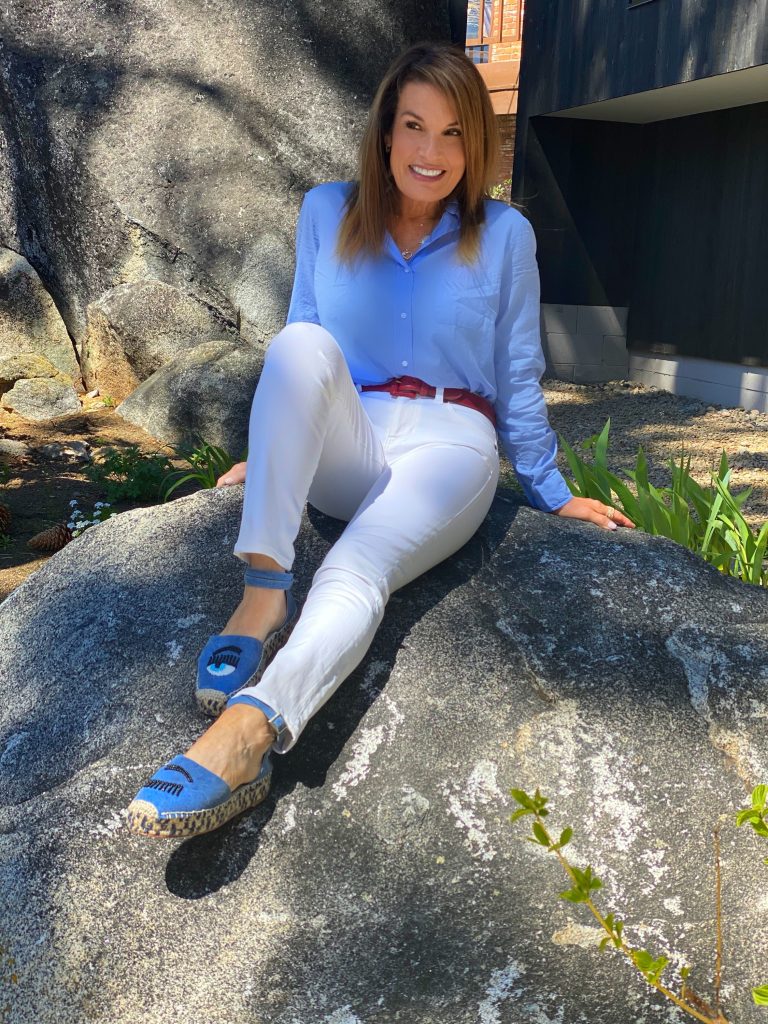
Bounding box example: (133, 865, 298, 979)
(216, 461, 247, 487)
(555, 497, 635, 530)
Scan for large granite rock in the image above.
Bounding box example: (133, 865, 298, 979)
(0, 352, 73, 395)
(80, 281, 237, 401)
(0, 375, 80, 419)
(0, 1, 450, 348)
(1, 486, 766, 1023)
(0, 247, 80, 382)
(116, 338, 265, 453)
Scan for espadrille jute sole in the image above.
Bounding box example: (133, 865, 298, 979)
(126, 771, 272, 839)
(196, 614, 297, 718)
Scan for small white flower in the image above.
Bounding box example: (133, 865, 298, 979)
(94, 502, 104, 508)
(66, 521, 75, 531)
(69, 499, 78, 507)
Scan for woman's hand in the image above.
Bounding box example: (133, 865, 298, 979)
(553, 496, 635, 531)
(216, 462, 247, 487)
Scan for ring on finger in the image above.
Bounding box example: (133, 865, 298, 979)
(606, 507, 615, 520)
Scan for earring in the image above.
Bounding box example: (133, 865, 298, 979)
(385, 144, 391, 153)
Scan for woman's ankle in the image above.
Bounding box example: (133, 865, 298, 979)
(222, 587, 286, 640)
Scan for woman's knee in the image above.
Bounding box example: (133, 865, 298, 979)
(265, 321, 346, 379)
(310, 563, 388, 626)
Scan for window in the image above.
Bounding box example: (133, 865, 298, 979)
(466, 0, 501, 45)
(465, 44, 490, 64)
(466, 1, 524, 65)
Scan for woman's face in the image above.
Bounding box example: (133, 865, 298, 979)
(385, 81, 466, 212)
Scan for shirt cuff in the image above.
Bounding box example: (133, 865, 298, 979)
(519, 468, 573, 513)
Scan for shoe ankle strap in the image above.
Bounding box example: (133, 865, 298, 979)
(244, 567, 294, 590)
(227, 695, 290, 751)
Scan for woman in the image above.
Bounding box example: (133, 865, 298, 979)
(127, 42, 633, 839)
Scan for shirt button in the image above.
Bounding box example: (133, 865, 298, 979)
(401, 360, 408, 367)
(404, 267, 410, 274)
(400, 312, 407, 319)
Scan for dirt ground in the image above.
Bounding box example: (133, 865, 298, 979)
(1, 379, 766, 604)
(0, 396, 188, 602)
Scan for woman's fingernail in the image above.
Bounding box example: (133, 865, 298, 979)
(607, 521, 617, 530)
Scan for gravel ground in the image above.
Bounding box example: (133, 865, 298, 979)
(542, 378, 768, 527)
(1, 376, 766, 604)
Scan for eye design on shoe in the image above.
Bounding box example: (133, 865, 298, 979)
(206, 645, 242, 677)
(146, 779, 183, 796)
(165, 763, 194, 784)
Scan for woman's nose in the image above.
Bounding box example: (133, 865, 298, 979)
(419, 134, 444, 162)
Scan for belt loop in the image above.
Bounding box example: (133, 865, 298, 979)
(434, 387, 445, 403)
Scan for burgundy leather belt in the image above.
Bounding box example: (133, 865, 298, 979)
(359, 375, 496, 428)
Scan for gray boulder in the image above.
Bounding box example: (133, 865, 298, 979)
(0, 248, 80, 382)
(0, 352, 73, 395)
(80, 281, 237, 401)
(0, 486, 766, 1023)
(0, 376, 80, 419)
(0, 1, 450, 348)
(116, 338, 265, 453)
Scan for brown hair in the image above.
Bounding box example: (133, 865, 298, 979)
(336, 42, 500, 266)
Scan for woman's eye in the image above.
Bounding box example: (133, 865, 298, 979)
(405, 121, 421, 130)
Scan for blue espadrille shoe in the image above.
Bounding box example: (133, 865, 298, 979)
(196, 567, 298, 717)
(126, 753, 272, 838)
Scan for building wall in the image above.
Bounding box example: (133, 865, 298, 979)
(491, 0, 523, 62)
(519, 0, 768, 119)
(496, 113, 516, 191)
(630, 100, 768, 367)
(513, 0, 768, 387)
(521, 116, 643, 306)
(541, 303, 628, 382)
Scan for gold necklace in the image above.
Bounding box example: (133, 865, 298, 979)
(394, 212, 440, 260)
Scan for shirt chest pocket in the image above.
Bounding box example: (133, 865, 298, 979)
(435, 286, 497, 338)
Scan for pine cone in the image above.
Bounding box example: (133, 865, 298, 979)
(27, 523, 73, 553)
(0, 502, 10, 535)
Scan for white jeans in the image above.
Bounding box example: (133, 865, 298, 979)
(233, 322, 500, 750)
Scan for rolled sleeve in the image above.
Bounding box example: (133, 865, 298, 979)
(493, 218, 572, 512)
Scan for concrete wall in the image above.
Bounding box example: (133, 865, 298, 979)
(630, 353, 768, 413)
(541, 304, 768, 412)
(540, 303, 628, 383)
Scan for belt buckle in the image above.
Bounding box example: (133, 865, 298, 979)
(390, 377, 421, 399)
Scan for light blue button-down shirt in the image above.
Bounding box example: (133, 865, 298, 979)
(286, 181, 572, 512)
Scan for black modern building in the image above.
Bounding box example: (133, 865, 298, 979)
(513, 0, 768, 410)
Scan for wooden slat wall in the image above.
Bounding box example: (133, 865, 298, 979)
(519, 0, 768, 119)
(630, 102, 768, 366)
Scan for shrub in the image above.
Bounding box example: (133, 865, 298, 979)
(84, 444, 175, 503)
(560, 419, 768, 586)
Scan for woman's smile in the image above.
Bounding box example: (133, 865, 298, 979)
(386, 80, 466, 217)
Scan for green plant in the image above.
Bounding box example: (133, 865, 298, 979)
(101, 394, 117, 408)
(560, 419, 768, 586)
(0, 533, 10, 551)
(84, 444, 174, 503)
(161, 439, 240, 500)
(735, 786, 768, 1007)
(489, 177, 513, 202)
(511, 787, 767, 1021)
(66, 498, 114, 537)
